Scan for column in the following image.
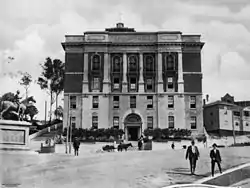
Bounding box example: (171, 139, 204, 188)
(139, 53, 144, 92)
(178, 52, 184, 93)
(139, 53, 144, 82)
(157, 52, 164, 92)
(122, 53, 127, 92)
(123, 53, 127, 82)
(82, 53, 89, 92)
(103, 53, 110, 93)
(103, 53, 110, 82)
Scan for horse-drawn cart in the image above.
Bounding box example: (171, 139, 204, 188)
(39, 139, 55, 153)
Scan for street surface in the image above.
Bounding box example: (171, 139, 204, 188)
(232, 178, 250, 188)
(1, 144, 250, 188)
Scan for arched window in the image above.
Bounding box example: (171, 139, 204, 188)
(92, 54, 101, 71)
(129, 55, 137, 71)
(145, 55, 154, 71)
(166, 54, 175, 70)
(112, 56, 121, 72)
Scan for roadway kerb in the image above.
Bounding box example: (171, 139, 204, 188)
(194, 162, 250, 186)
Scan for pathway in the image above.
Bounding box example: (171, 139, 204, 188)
(1, 146, 250, 188)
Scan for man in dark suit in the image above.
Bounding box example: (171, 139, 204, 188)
(73, 137, 81, 156)
(186, 140, 200, 175)
(210, 143, 222, 176)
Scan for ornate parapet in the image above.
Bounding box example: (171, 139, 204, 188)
(0, 120, 31, 151)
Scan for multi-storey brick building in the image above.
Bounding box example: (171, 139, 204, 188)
(62, 22, 205, 141)
(203, 93, 250, 136)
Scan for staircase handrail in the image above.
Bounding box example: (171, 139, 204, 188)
(29, 122, 63, 140)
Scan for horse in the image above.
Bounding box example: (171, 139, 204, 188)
(117, 143, 133, 152)
(0, 96, 36, 121)
(102, 145, 116, 152)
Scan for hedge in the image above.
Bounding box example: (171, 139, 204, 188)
(63, 127, 124, 142)
(62, 127, 202, 142)
(143, 128, 192, 141)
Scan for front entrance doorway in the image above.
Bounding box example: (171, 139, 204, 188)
(124, 113, 142, 141)
(128, 127, 139, 141)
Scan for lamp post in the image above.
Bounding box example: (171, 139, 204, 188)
(66, 96, 70, 154)
(69, 116, 72, 154)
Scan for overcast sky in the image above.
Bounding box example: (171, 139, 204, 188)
(0, 0, 250, 120)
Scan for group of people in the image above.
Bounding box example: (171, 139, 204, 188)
(71, 136, 223, 177)
(186, 140, 222, 177)
(44, 138, 54, 146)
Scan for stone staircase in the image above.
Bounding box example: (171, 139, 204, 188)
(32, 130, 60, 141)
(29, 123, 63, 141)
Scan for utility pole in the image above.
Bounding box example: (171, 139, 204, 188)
(232, 110, 236, 145)
(66, 96, 70, 154)
(69, 116, 72, 154)
(44, 101, 47, 124)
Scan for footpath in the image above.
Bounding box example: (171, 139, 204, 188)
(1, 145, 250, 188)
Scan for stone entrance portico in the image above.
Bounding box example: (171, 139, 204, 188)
(124, 113, 142, 141)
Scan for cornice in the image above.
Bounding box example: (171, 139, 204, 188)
(62, 42, 204, 50)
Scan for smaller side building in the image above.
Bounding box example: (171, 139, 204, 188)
(203, 93, 250, 136)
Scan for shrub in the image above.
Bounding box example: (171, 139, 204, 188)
(230, 142, 250, 147)
(144, 128, 192, 141)
(196, 134, 207, 142)
(62, 127, 124, 141)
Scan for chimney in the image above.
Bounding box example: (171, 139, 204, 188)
(206, 94, 209, 102)
(203, 99, 206, 106)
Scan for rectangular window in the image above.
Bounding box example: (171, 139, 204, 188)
(168, 96, 174, 109)
(92, 116, 98, 129)
(130, 96, 136, 108)
(168, 116, 174, 128)
(146, 78, 153, 91)
(190, 96, 196, 109)
(147, 96, 153, 109)
(190, 116, 197, 129)
(113, 96, 119, 109)
(244, 111, 250, 117)
(92, 96, 99, 109)
(233, 111, 240, 116)
(130, 77, 137, 90)
(167, 77, 174, 91)
(113, 116, 119, 128)
(92, 77, 100, 90)
(70, 116, 76, 128)
(147, 116, 153, 129)
(113, 77, 120, 90)
(70, 96, 76, 109)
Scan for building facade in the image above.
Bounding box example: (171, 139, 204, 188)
(62, 23, 205, 140)
(203, 93, 250, 136)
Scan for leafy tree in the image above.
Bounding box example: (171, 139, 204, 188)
(51, 59, 64, 118)
(19, 72, 32, 100)
(1, 92, 15, 102)
(37, 57, 64, 123)
(25, 105, 38, 121)
(54, 105, 63, 120)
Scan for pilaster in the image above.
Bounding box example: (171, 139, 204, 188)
(139, 53, 144, 92)
(122, 53, 128, 92)
(157, 52, 164, 93)
(103, 53, 110, 93)
(82, 53, 89, 92)
(178, 52, 184, 93)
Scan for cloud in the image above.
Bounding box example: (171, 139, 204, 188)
(1, 0, 250, 119)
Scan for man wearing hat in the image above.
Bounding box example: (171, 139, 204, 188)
(210, 143, 222, 176)
(186, 140, 200, 175)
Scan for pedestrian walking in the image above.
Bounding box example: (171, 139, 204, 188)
(138, 135, 144, 151)
(73, 137, 81, 156)
(171, 142, 175, 149)
(185, 140, 200, 175)
(210, 143, 222, 177)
